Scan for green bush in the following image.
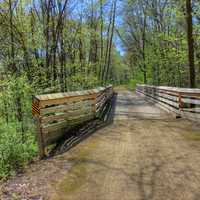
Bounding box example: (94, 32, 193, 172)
(0, 76, 38, 179)
(0, 120, 38, 179)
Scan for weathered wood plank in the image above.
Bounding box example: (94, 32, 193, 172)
(39, 94, 96, 108)
(67, 109, 93, 118)
(136, 89, 181, 115)
(41, 105, 70, 115)
(182, 98, 200, 105)
(43, 128, 69, 146)
(40, 100, 94, 115)
(32, 85, 114, 158)
(137, 84, 200, 95)
(142, 92, 179, 108)
(41, 113, 69, 124)
(148, 91, 179, 102)
(42, 121, 68, 133)
(34, 117, 45, 158)
(137, 84, 200, 122)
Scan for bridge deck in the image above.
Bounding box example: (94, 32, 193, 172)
(115, 91, 171, 120)
(2, 90, 200, 200)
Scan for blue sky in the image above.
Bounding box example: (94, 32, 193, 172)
(22, 0, 124, 56)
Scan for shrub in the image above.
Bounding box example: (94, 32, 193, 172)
(0, 119, 38, 179)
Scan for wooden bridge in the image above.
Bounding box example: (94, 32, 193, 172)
(32, 85, 200, 158)
(10, 85, 200, 199)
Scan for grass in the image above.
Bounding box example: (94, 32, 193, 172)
(51, 139, 99, 200)
(183, 131, 200, 141)
(114, 85, 129, 91)
(58, 163, 87, 194)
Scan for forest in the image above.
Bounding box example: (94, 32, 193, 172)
(0, 0, 200, 179)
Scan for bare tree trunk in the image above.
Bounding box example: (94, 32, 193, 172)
(142, 15, 147, 84)
(105, 0, 117, 84)
(44, 1, 51, 82)
(8, 0, 17, 74)
(101, 2, 113, 83)
(186, 0, 196, 88)
(99, 0, 104, 80)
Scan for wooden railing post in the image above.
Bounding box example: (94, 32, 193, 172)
(178, 92, 183, 111)
(92, 93, 97, 116)
(35, 117, 45, 158)
(32, 97, 45, 158)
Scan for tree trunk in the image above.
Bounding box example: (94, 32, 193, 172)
(142, 15, 147, 84)
(186, 0, 196, 88)
(105, 0, 117, 84)
(8, 0, 17, 74)
(99, 0, 104, 80)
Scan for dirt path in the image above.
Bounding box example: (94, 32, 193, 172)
(1, 91, 200, 200)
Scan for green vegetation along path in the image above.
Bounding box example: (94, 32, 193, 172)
(1, 90, 200, 200)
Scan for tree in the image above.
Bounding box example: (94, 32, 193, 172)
(186, 0, 196, 88)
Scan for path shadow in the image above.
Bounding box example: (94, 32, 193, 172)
(48, 92, 118, 157)
(64, 148, 165, 200)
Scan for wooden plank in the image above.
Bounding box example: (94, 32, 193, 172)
(143, 92, 179, 108)
(96, 91, 104, 98)
(34, 117, 45, 158)
(67, 101, 94, 111)
(32, 85, 114, 157)
(40, 103, 93, 116)
(96, 96, 106, 107)
(35, 86, 110, 101)
(137, 84, 200, 96)
(137, 87, 179, 101)
(32, 97, 40, 116)
(92, 93, 97, 113)
(180, 92, 200, 97)
(149, 91, 178, 102)
(43, 128, 69, 146)
(136, 90, 180, 116)
(68, 115, 94, 125)
(41, 105, 70, 115)
(42, 121, 68, 133)
(137, 86, 200, 106)
(67, 109, 93, 117)
(137, 85, 200, 122)
(152, 89, 179, 97)
(96, 101, 106, 112)
(41, 113, 69, 124)
(68, 113, 94, 121)
(182, 98, 200, 105)
(183, 107, 200, 113)
(36, 90, 92, 101)
(39, 93, 96, 108)
(96, 93, 106, 102)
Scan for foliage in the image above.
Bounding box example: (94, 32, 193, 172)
(0, 76, 37, 179)
(0, 120, 37, 179)
(120, 0, 200, 88)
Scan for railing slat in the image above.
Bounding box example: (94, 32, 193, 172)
(32, 85, 114, 158)
(136, 84, 200, 121)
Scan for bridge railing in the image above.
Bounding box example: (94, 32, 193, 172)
(136, 84, 200, 121)
(32, 85, 113, 158)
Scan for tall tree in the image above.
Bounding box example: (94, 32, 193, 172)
(186, 0, 196, 88)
